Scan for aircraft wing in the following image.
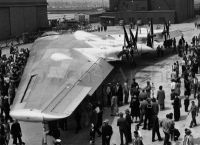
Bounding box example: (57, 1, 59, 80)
(10, 32, 113, 122)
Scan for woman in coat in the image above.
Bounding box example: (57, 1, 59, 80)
(157, 86, 165, 110)
(130, 95, 140, 122)
(173, 95, 181, 121)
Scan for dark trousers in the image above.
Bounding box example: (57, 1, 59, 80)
(190, 115, 197, 127)
(163, 132, 170, 145)
(102, 136, 111, 145)
(160, 104, 165, 110)
(127, 126, 132, 143)
(185, 105, 189, 112)
(124, 92, 129, 104)
(13, 135, 22, 145)
(4, 109, 13, 122)
(143, 115, 152, 129)
(193, 85, 197, 98)
(119, 129, 128, 145)
(152, 128, 162, 141)
(138, 113, 144, 125)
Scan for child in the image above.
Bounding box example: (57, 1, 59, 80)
(135, 124, 142, 140)
(184, 96, 190, 112)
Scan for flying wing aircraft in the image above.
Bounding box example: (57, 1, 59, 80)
(10, 22, 183, 122)
(10, 28, 156, 122)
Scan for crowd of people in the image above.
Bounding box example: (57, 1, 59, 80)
(96, 34, 200, 145)
(0, 44, 29, 145)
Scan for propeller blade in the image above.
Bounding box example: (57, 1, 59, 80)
(150, 18, 154, 47)
(129, 28, 135, 45)
(123, 26, 131, 47)
(135, 26, 138, 44)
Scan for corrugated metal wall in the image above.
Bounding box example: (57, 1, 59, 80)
(0, 8, 10, 40)
(0, 3, 48, 40)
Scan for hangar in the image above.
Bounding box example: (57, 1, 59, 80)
(0, 0, 48, 40)
(101, 0, 194, 25)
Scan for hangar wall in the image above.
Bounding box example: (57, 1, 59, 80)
(0, 0, 48, 40)
(107, 0, 194, 24)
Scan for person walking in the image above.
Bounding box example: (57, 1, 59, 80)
(117, 112, 129, 145)
(157, 86, 165, 110)
(102, 119, 113, 145)
(189, 101, 198, 128)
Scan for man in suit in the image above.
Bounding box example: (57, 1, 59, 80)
(11, 119, 23, 145)
(117, 112, 129, 145)
(102, 119, 113, 145)
(152, 115, 162, 142)
(157, 86, 165, 110)
(125, 109, 132, 143)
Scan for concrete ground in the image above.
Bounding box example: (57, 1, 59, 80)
(5, 21, 200, 145)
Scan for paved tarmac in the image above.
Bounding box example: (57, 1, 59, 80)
(6, 21, 200, 145)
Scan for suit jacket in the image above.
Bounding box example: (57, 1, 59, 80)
(117, 117, 128, 131)
(102, 124, 113, 137)
(11, 122, 21, 136)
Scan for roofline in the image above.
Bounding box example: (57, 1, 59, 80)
(0, 2, 48, 7)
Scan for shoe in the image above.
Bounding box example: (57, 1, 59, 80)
(142, 127, 146, 130)
(152, 139, 155, 142)
(158, 138, 163, 141)
(189, 126, 192, 128)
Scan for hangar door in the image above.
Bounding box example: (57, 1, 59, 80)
(10, 7, 37, 37)
(0, 8, 11, 40)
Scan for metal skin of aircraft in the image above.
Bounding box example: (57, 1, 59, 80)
(10, 24, 182, 122)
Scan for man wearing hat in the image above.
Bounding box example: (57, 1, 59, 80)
(183, 129, 194, 145)
(102, 119, 113, 145)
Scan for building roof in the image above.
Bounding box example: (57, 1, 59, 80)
(0, 0, 47, 6)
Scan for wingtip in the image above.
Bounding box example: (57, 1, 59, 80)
(10, 109, 66, 122)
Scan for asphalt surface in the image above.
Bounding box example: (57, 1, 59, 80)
(6, 21, 200, 145)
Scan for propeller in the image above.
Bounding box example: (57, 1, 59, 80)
(147, 18, 154, 48)
(123, 26, 132, 48)
(162, 20, 170, 40)
(129, 26, 138, 48)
